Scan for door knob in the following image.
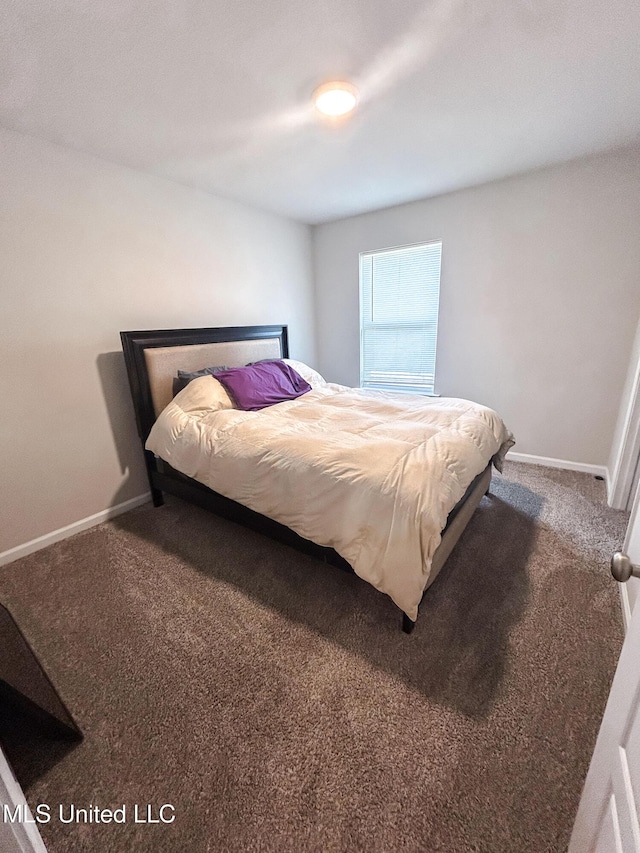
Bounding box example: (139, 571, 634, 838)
(611, 552, 640, 583)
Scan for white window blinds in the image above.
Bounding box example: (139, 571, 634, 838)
(359, 240, 442, 394)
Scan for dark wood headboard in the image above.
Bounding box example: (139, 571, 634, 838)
(120, 325, 289, 443)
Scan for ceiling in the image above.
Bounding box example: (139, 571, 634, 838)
(1, 0, 639, 224)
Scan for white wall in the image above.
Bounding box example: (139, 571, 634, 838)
(313, 146, 640, 467)
(0, 127, 315, 556)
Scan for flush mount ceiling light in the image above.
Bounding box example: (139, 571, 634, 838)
(313, 81, 359, 118)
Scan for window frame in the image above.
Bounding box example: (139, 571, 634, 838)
(358, 239, 443, 396)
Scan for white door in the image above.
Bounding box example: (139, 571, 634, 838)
(569, 485, 640, 852)
(622, 480, 640, 621)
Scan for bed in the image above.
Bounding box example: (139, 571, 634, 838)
(121, 324, 514, 633)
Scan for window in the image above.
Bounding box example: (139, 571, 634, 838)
(359, 240, 442, 395)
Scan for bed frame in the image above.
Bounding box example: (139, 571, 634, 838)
(120, 324, 491, 634)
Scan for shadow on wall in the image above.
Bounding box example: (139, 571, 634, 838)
(111, 473, 542, 719)
(95, 351, 149, 509)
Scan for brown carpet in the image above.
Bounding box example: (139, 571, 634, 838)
(0, 462, 628, 853)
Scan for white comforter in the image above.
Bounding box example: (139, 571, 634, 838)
(146, 377, 514, 620)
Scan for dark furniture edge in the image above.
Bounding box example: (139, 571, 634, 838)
(0, 604, 83, 742)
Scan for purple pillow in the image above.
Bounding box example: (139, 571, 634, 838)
(213, 362, 311, 411)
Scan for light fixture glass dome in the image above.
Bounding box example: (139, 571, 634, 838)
(313, 81, 359, 117)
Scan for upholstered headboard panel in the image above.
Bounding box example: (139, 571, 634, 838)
(144, 338, 282, 418)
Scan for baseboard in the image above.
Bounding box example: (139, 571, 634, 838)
(0, 454, 612, 566)
(0, 493, 151, 568)
(506, 451, 608, 480)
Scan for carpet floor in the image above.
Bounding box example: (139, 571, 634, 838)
(0, 461, 629, 853)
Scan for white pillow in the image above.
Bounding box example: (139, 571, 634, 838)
(283, 358, 327, 388)
(171, 374, 235, 413)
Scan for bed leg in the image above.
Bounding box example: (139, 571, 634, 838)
(402, 613, 416, 634)
(144, 452, 164, 507)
